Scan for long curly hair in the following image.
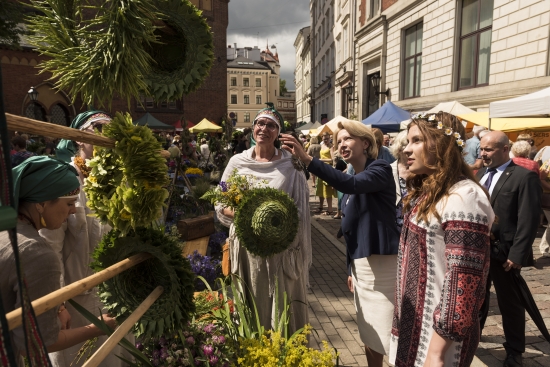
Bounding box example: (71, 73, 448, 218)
(403, 111, 483, 223)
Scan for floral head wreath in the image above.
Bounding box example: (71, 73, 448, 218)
(412, 113, 465, 151)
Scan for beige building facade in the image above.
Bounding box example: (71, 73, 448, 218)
(227, 45, 280, 128)
(353, 0, 550, 119)
(295, 26, 312, 123)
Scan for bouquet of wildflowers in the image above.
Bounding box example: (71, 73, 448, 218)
(200, 169, 267, 211)
(187, 251, 221, 291)
(185, 167, 204, 178)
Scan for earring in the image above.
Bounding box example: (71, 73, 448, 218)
(364, 149, 367, 154)
(40, 215, 47, 228)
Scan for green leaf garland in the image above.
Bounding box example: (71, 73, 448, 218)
(92, 228, 196, 340)
(234, 188, 299, 258)
(84, 112, 169, 234)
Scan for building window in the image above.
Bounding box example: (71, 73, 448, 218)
(25, 103, 47, 122)
(343, 25, 348, 61)
(403, 23, 423, 99)
(458, 0, 493, 89)
(50, 104, 70, 126)
(244, 112, 250, 122)
(370, 0, 380, 19)
(231, 77, 237, 86)
(278, 101, 282, 107)
(168, 101, 177, 109)
(243, 78, 249, 87)
(231, 95, 237, 104)
(244, 95, 250, 104)
(256, 78, 261, 87)
(160, 101, 168, 108)
(256, 95, 262, 104)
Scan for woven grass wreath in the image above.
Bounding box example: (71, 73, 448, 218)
(234, 188, 299, 258)
(28, 0, 213, 107)
(92, 228, 196, 339)
(84, 112, 169, 234)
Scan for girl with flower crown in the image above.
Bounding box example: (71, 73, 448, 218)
(389, 112, 494, 367)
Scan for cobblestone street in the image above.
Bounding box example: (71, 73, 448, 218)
(306, 181, 550, 366)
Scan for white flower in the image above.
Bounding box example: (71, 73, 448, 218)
(457, 139, 465, 147)
(454, 132, 461, 139)
(444, 128, 453, 136)
(428, 115, 435, 121)
(437, 122, 443, 130)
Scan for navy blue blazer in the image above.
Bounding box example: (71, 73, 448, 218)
(308, 158, 400, 273)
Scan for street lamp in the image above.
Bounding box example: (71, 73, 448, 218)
(28, 86, 38, 101)
(345, 83, 358, 119)
(27, 86, 40, 120)
(370, 74, 390, 96)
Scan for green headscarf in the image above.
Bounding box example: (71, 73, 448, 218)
(56, 110, 111, 162)
(12, 156, 80, 210)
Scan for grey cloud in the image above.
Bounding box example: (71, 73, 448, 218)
(227, 0, 310, 89)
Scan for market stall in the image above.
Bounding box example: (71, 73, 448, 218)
(189, 118, 223, 133)
(362, 101, 411, 133)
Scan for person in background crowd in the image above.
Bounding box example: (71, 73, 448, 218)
(0, 157, 117, 362)
(372, 128, 395, 163)
(511, 140, 539, 174)
(200, 138, 211, 164)
(516, 133, 537, 160)
(534, 142, 550, 166)
(11, 136, 36, 167)
(390, 112, 494, 367)
(478, 131, 541, 367)
(43, 137, 56, 156)
(388, 130, 410, 233)
(383, 134, 390, 147)
(332, 155, 348, 219)
(189, 134, 197, 149)
(42, 111, 133, 367)
(216, 104, 311, 335)
(315, 132, 337, 215)
(538, 158, 550, 258)
(306, 136, 322, 188)
(464, 125, 487, 166)
(281, 120, 399, 367)
(20, 133, 34, 147)
(168, 139, 182, 159)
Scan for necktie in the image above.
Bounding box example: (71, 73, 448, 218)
(483, 168, 498, 190)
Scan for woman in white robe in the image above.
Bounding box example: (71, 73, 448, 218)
(216, 105, 311, 334)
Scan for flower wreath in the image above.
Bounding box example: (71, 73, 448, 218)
(84, 112, 169, 234)
(412, 113, 465, 151)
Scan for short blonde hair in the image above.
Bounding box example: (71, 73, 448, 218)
(310, 136, 319, 144)
(333, 120, 378, 159)
(511, 140, 531, 158)
(389, 130, 408, 158)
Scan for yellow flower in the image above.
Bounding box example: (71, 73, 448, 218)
(131, 136, 142, 142)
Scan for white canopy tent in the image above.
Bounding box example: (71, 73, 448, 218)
(490, 87, 550, 118)
(325, 115, 348, 132)
(427, 101, 475, 115)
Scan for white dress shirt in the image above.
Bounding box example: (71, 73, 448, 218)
(479, 160, 512, 195)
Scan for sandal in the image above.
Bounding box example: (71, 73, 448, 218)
(322, 211, 335, 216)
(332, 214, 341, 219)
(313, 207, 324, 214)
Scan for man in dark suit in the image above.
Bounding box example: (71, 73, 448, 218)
(477, 131, 542, 367)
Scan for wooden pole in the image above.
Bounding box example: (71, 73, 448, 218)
(7, 252, 152, 331)
(5, 113, 115, 148)
(82, 286, 164, 367)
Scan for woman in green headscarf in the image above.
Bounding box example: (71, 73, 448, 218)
(0, 157, 117, 361)
(42, 111, 132, 367)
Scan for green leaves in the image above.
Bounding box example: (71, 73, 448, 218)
(27, 0, 213, 107)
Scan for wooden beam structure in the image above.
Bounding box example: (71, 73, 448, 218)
(6, 113, 115, 148)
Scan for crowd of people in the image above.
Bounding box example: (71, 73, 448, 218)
(4, 104, 549, 367)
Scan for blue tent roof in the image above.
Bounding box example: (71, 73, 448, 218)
(362, 101, 411, 133)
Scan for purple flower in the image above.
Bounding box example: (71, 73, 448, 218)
(186, 336, 195, 345)
(159, 337, 167, 346)
(203, 324, 215, 334)
(219, 181, 228, 192)
(135, 342, 144, 351)
(209, 355, 219, 365)
(187, 251, 221, 291)
(153, 358, 160, 366)
(152, 349, 160, 358)
(202, 344, 214, 356)
(212, 335, 225, 345)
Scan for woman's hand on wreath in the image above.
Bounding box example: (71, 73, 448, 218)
(280, 134, 312, 165)
(222, 207, 235, 219)
(99, 314, 118, 332)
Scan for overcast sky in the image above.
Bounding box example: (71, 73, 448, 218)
(227, 0, 310, 90)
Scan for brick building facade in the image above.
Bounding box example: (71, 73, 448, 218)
(0, 0, 229, 128)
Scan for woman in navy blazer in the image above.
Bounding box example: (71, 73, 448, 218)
(280, 120, 399, 367)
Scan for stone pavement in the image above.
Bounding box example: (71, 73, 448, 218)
(306, 180, 550, 366)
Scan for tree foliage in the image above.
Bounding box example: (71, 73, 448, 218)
(279, 79, 288, 96)
(0, 0, 28, 48)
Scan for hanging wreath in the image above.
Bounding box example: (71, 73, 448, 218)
(144, 0, 215, 101)
(92, 228, 196, 339)
(28, 0, 213, 107)
(84, 112, 169, 234)
(234, 188, 299, 258)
